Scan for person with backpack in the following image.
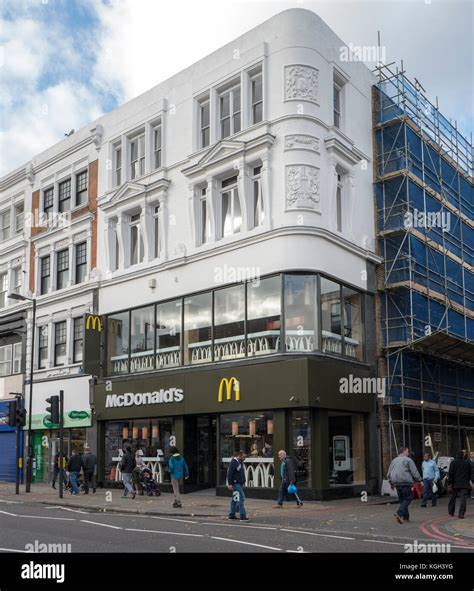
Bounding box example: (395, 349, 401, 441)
(120, 445, 136, 499)
(168, 446, 189, 508)
(274, 449, 303, 508)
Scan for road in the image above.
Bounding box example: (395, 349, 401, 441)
(1, 500, 473, 554)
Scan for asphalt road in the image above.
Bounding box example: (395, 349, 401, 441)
(0, 500, 473, 554)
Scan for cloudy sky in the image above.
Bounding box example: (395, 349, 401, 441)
(1, 0, 472, 176)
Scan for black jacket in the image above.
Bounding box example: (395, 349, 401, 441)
(282, 457, 297, 483)
(227, 457, 246, 486)
(83, 453, 97, 471)
(448, 459, 472, 489)
(67, 454, 83, 473)
(120, 451, 136, 474)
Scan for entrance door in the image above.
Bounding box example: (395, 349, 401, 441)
(184, 415, 217, 490)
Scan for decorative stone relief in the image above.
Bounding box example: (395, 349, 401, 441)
(285, 65, 319, 103)
(284, 135, 320, 153)
(171, 242, 186, 257)
(286, 165, 321, 211)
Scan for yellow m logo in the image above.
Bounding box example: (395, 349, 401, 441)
(218, 377, 240, 403)
(86, 315, 102, 332)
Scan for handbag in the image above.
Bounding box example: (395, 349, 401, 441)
(288, 483, 297, 494)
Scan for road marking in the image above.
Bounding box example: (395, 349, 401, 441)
(210, 536, 282, 551)
(0, 499, 22, 504)
(0, 510, 17, 517)
(362, 539, 406, 546)
(200, 521, 277, 531)
(81, 520, 123, 529)
(0, 547, 29, 553)
(280, 528, 355, 541)
(125, 528, 203, 538)
(143, 515, 199, 525)
(20, 515, 76, 521)
(48, 507, 89, 514)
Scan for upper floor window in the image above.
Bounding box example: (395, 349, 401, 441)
(0, 344, 20, 376)
(13, 342, 21, 373)
(54, 321, 67, 366)
(11, 267, 22, 295)
(58, 179, 71, 213)
(14, 203, 24, 233)
(38, 325, 48, 369)
(336, 173, 343, 232)
(153, 123, 162, 170)
(114, 145, 122, 187)
(130, 134, 145, 179)
(130, 213, 144, 265)
(76, 170, 88, 206)
(153, 205, 160, 259)
(73, 317, 84, 363)
(333, 71, 346, 129)
(251, 72, 263, 124)
(219, 85, 241, 139)
(251, 165, 264, 228)
(0, 210, 11, 241)
(40, 256, 50, 295)
(43, 187, 54, 214)
(75, 242, 87, 284)
(200, 188, 209, 245)
(0, 273, 7, 308)
(56, 249, 69, 290)
(199, 98, 210, 148)
(220, 175, 241, 237)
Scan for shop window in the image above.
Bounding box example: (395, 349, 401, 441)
(130, 306, 155, 372)
(284, 275, 319, 352)
(342, 287, 364, 361)
(104, 418, 174, 482)
(321, 277, 342, 355)
(183, 292, 212, 365)
(292, 410, 311, 488)
(220, 412, 274, 488)
(214, 284, 245, 360)
(156, 299, 181, 368)
(328, 413, 366, 486)
(247, 275, 281, 355)
(107, 311, 130, 374)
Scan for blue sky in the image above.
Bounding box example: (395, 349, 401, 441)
(1, 0, 472, 176)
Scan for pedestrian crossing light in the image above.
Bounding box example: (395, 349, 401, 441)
(7, 400, 17, 427)
(45, 395, 60, 425)
(16, 407, 27, 428)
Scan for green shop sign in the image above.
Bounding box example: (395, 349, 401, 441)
(29, 409, 92, 430)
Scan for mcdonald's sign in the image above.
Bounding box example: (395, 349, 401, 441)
(86, 315, 102, 332)
(218, 377, 240, 403)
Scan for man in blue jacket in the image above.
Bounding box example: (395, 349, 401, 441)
(168, 447, 189, 508)
(226, 450, 249, 521)
(421, 452, 440, 507)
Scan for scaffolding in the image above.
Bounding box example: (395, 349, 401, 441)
(373, 63, 474, 462)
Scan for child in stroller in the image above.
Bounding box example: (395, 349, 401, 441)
(139, 467, 161, 496)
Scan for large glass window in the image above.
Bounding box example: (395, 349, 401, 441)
(292, 410, 311, 488)
(247, 275, 281, 355)
(104, 418, 174, 482)
(184, 292, 212, 365)
(156, 299, 181, 368)
(130, 306, 155, 372)
(220, 412, 274, 488)
(328, 412, 366, 486)
(214, 284, 245, 360)
(321, 277, 342, 355)
(342, 287, 364, 361)
(54, 321, 67, 366)
(284, 275, 318, 352)
(107, 311, 129, 375)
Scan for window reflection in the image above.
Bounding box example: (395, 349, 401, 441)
(321, 278, 342, 355)
(247, 276, 281, 355)
(214, 285, 245, 360)
(130, 306, 154, 372)
(107, 312, 129, 375)
(156, 300, 181, 368)
(184, 292, 212, 364)
(285, 275, 318, 352)
(343, 287, 364, 360)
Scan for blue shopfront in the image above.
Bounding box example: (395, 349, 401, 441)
(0, 400, 23, 482)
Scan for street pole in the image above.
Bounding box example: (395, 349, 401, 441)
(15, 396, 21, 495)
(59, 390, 64, 499)
(25, 298, 36, 493)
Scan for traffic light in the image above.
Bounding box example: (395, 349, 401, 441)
(16, 407, 27, 428)
(7, 400, 17, 427)
(45, 395, 60, 425)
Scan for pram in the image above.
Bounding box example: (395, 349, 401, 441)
(65, 472, 84, 494)
(139, 467, 161, 496)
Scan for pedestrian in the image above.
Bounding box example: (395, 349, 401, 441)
(263, 442, 273, 458)
(168, 446, 189, 508)
(67, 449, 83, 495)
(226, 450, 249, 522)
(387, 446, 421, 524)
(447, 450, 472, 519)
(51, 449, 67, 490)
(83, 446, 97, 494)
(420, 452, 439, 508)
(120, 445, 137, 499)
(132, 449, 145, 495)
(274, 450, 303, 508)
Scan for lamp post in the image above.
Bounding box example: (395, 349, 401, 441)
(9, 292, 36, 493)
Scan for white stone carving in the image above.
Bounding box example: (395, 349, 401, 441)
(285, 65, 319, 103)
(286, 165, 321, 211)
(285, 134, 320, 153)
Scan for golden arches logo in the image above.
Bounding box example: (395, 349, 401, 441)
(86, 315, 102, 332)
(218, 377, 240, 403)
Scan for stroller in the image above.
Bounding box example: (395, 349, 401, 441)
(139, 467, 161, 496)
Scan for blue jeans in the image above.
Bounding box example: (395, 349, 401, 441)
(229, 484, 246, 518)
(277, 481, 302, 505)
(421, 478, 437, 506)
(396, 485, 413, 519)
(70, 471, 80, 494)
(122, 473, 135, 496)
